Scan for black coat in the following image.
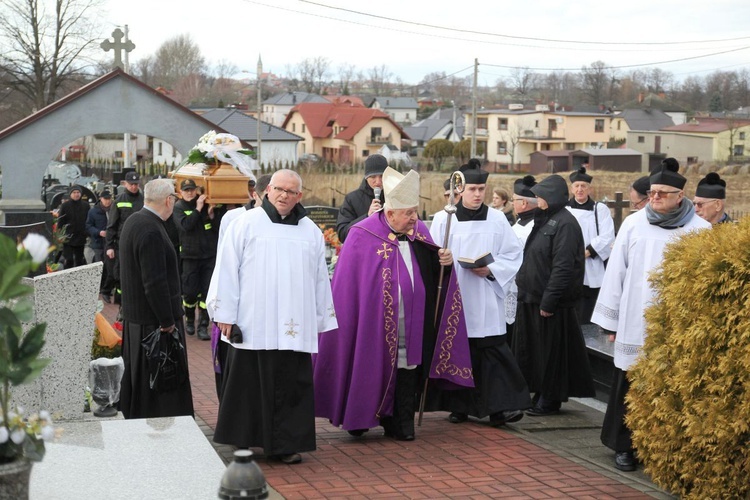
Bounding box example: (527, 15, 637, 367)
(106, 189, 144, 251)
(58, 198, 90, 246)
(85, 202, 109, 250)
(336, 178, 384, 242)
(119, 209, 183, 329)
(516, 182, 584, 313)
(172, 198, 220, 259)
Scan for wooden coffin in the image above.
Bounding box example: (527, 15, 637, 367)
(170, 163, 251, 205)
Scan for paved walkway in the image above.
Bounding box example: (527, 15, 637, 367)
(104, 302, 672, 499)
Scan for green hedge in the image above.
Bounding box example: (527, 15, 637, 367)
(627, 217, 750, 498)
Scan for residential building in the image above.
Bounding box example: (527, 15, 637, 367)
(262, 91, 329, 127)
(153, 108, 303, 167)
(609, 109, 674, 143)
(403, 106, 465, 152)
(467, 106, 612, 171)
(619, 92, 688, 126)
(282, 101, 408, 164)
(369, 97, 419, 126)
(626, 117, 750, 170)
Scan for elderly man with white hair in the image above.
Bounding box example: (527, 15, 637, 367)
(315, 167, 473, 443)
(119, 178, 194, 420)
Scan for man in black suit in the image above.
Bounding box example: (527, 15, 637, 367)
(118, 178, 194, 419)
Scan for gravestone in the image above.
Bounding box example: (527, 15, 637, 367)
(306, 205, 339, 231)
(31, 416, 228, 499)
(0, 213, 53, 244)
(16, 263, 102, 420)
(582, 323, 615, 402)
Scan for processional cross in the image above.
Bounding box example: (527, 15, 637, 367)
(101, 28, 135, 70)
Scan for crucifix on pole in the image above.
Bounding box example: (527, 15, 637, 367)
(101, 28, 135, 71)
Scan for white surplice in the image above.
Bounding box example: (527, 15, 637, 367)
(591, 209, 710, 370)
(206, 207, 337, 354)
(567, 202, 615, 288)
(430, 207, 522, 338)
(506, 218, 535, 324)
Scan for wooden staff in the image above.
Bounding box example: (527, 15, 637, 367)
(418, 170, 465, 426)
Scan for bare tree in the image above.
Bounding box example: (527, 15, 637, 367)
(509, 67, 538, 99)
(498, 119, 529, 173)
(310, 56, 330, 94)
(580, 61, 613, 106)
(151, 34, 206, 90)
(0, 0, 102, 112)
(435, 74, 469, 103)
(368, 64, 392, 95)
(132, 56, 155, 86)
(338, 62, 356, 95)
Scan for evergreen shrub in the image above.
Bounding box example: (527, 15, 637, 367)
(627, 217, 750, 498)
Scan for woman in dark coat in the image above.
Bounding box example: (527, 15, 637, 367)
(512, 174, 595, 415)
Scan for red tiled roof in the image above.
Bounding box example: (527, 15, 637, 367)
(663, 117, 750, 133)
(283, 102, 408, 140)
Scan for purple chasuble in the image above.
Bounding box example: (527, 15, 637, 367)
(313, 212, 473, 431)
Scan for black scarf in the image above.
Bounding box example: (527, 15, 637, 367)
(261, 196, 307, 225)
(455, 200, 489, 221)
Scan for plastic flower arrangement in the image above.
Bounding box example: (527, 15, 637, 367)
(182, 130, 257, 178)
(0, 232, 54, 463)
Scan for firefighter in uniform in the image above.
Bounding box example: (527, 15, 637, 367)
(106, 171, 145, 306)
(173, 179, 222, 340)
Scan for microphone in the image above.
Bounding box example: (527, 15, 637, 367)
(373, 187, 382, 204)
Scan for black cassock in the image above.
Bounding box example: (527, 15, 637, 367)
(213, 347, 316, 456)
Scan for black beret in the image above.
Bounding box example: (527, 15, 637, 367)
(513, 175, 537, 198)
(631, 176, 650, 197)
(459, 158, 489, 184)
(695, 172, 726, 199)
(650, 157, 686, 189)
(569, 167, 593, 184)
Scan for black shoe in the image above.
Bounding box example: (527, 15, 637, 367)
(383, 429, 415, 441)
(270, 453, 302, 465)
(197, 325, 210, 340)
(100, 293, 111, 304)
(614, 451, 636, 472)
(347, 429, 368, 437)
(490, 410, 524, 427)
(185, 323, 195, 336)
(448, 412, 468, 424)
(525, 405, 560, 416)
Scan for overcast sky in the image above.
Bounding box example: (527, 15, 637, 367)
(101, 0, 750, 86)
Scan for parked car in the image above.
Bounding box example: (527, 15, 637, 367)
(300, 153, 321, 163)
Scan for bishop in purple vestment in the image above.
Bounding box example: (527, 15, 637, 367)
(314, 167, 473, 441)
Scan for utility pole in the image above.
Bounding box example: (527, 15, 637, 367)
(256, 55, 263, 169)
(470, 58, 478, 159)
(123, 25, 131, 172)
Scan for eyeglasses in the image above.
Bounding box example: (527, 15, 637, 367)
(693, 199, 719, 209)
(168, 193, 178, 201)
(630, 197, 648, 209)
(647, 189, 681, 198)
(270, 185, 301, 197)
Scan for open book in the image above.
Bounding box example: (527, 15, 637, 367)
(457, 252, 494, 269)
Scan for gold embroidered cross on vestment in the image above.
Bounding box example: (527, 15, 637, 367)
(377, 242, 393, 260)
(284, 319, 299, 338)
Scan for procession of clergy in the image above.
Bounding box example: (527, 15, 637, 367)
(202, 156, 727, 468)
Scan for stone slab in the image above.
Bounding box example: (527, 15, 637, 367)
(30, 416, 227, 499)
(16, 263, 101, 420)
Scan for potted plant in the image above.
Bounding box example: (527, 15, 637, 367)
(0, 232, 55, 498)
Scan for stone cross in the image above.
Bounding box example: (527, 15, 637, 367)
(101, 28, 135, 70)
